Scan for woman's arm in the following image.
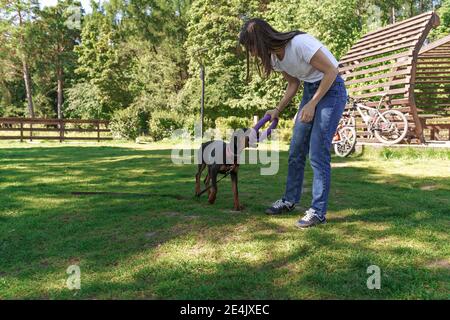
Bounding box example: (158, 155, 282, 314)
(266, 71, 300, 120)
(299, 49, 339, 122)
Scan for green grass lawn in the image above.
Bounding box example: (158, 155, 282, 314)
(0, 141, 449, 299)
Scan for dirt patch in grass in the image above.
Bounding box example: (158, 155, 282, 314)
(184, 215, 200, 220)
(145, 231, 158, 239)
(420, 184, 438, 191)
(56, 212, 87, 223)
(39, 259, 50, 269)
(162, 211, 182, 217)
(275, 226, 289, 234)
(331, 162, 353, 168)
(426, 259, 450, 269)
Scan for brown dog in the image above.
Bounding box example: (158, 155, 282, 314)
(195, 129, 250, 211)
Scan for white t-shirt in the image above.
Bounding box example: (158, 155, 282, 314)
(271, 34, 338, 83)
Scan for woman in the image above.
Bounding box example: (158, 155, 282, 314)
(239, 19, 347, 228)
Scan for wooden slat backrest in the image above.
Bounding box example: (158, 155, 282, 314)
(339, 11, 439, 103)
(415, 34, 450, 118)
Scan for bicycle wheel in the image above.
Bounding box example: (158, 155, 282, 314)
(374, 109, 408, 145)
(334, 126, 357, 157)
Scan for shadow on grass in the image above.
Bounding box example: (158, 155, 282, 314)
(0, 145, 448, 299)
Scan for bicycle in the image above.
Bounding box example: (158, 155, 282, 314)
(332, 108, 357, 157)
(333, 95, 409, 157)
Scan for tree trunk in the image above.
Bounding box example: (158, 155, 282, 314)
(57, 65, 64, 119)
(390, 7, 396, 24)
(22, 60, 35, 118)
(17, 5, 34, 118)
(419, 0, 425, 13)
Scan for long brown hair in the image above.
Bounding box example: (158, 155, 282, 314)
(239, 18, 304, 81)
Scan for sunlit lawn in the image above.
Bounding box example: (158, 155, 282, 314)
(0, 141, 449, 299)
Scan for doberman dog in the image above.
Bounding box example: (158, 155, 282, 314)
(195, 129, 251, 211)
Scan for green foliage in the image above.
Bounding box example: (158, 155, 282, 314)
(432, 0, 450, 38)
(181, 0, 260, 118)
(110, 106, 142, 140)
(0, 104, 25, 117)
(74, 9, 133, 111)
(378, 146, 450, 160)
(276, 118, 295, 143)
(33, 93, 55, 118)
(148, 110, 184, 141)
(65, 82, 112, 119)
(265, 0, 365, 59)
(33, 0, 82, 117)
(127, 40, 183, 115)
(441, 0, 450, 28)
(214, 116, 252, 132)
(0, 0, 41, 116)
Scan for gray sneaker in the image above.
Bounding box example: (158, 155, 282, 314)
(295, 208, 326, 228)
(265, 199, 295, 215)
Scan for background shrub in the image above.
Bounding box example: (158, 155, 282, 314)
(215, 116, 252, 130)
(148, 111, 184, 141)
(110, 107, 142, 140)
(276, 118, 295, 143)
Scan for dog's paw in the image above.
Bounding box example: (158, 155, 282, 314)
(208, 191, 217, 204)
(232, 205, 245, 212)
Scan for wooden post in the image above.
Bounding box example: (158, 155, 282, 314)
(407, 14, 439, 144)
(430, 127, 435, 140)
(97, 121, 100, 142)
(253, 115, 259, 126)
(29, 122, 33, 142)
(200, 64, 205, 139)
(20, 121, 23, 142)
(59, 119, 64, 143)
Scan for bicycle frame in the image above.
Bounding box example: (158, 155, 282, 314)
(351, 95, 390, 134)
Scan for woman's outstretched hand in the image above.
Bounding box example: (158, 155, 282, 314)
(265, 108, 280, 121)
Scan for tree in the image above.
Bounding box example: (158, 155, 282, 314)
(36, 0, 82, 119)
(265, 0, 366, 59)
(179, 0, 260, 120)
(71, 5, 133, 118)
(433, 0, 450, 38)
(0, 0, 40, 117)
(371, 0, 442, 24)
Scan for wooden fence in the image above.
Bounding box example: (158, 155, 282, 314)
(0, 117, 112, 142)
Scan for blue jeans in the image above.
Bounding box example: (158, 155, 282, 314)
(283, 75, 347, 218)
